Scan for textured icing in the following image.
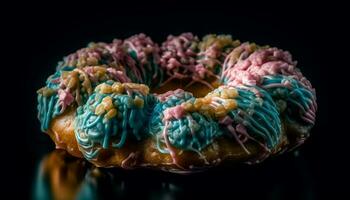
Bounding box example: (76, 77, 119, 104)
(37, 33, 317, 167)
(124, 33, 164, 87)
(149, 89, 223, 167)
(197, 34, 240, 74)
(222, 46, 313, 91)
(37, 66, 75, 131)
(261, 75, 317, 125)
(149, 89, 222, 150)
(149, 86, 281, 165)
(37, 65, 132, 131)
(159, 33, 239, 89)
(218, 86, 281, 155)
(74, 80, 156, 160)
(38, 34, 164, 131)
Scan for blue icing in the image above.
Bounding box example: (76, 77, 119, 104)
(261, 75, 316, 125)
(149, 90, 223, 153)
(37, 66, 75, 131)
(164, 113, 222, 152)
(75, 81, 157, 160)
(219, 86, 282, 149)
(128, 51, 163, 88)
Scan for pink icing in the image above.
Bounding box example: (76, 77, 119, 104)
(82, 67, 131, 83)
(221, 43, 256, 75)
(59, 36, 147, 84)
(162, 121, 185, 169)
(159, 33, 217, 89)
(163, 105, 186, 121)
(219, 115, 271, 160)
(105, 39, 143, 82)
(222, 47, 313, 90)
(121, 152, 138, 169)
(196, 45, 222, 71)
(156, 89, 186, 102)
(58, 89, 74, 111)
(106, 67, 131, 83)
(219, 116, 250, 154)
(124, 33, 160, 66)
(83, 66, 98, 82)
(160, 33, 198, 70)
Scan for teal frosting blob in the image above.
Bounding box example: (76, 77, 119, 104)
(37, 66, 75, 131)
(149, 90, 223, 153)
(74, 80, 157, 160)
(215, 86, 282, 150)
(261, 75, 317, 125)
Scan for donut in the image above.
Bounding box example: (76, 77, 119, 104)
(37, 33, 317, 173)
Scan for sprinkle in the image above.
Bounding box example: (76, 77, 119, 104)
(95, 96, 114, 115)
(37, 87, 56, 97)
(66, 71, 79, 90)
(222, 99, 237, 110)
(58, 89, 74, 108)
(99, 83, 113, 94)
(181, 102, 195, 112)
(199, 34, 239, 51)
(112, 82, 124, 93)
(193, 99, 203, 109)
(133, 96, 144, 108)
(226, 88, 238, 98)
(163, 105, 186, 120)
(123, 83, 149, 95)
(105, 108, 117, 119)
(95, 104, 106, 115)
(102, 96, 114, 110)
(87, 57, 98, 66)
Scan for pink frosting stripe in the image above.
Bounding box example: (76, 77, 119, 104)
(159, 33, 218, 89)
(156, 89, 186, 102)
(124, 33, 160, 66)
(223, 47, 313, 91)
(221, 43, 256, 78)
(58, 89, 74, 111)
(105, 39, 143, 82)
(106, 68, 132, 83)
(163, 105, 186, 121)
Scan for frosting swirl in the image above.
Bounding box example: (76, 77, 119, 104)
(75, 80, 156, 160)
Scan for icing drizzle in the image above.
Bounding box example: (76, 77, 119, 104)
(261, 75, 317, 125)
(149, 86, 281, 165)
(74, 80, 156, 160)
(37, 33, 317, 167)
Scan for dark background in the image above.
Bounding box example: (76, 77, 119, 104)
(4, 1, 346, 199)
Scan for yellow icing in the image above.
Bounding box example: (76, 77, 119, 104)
(123, 83, 150, 95)
(133, 96, 145, 108)
(181, 88, 238, 118)
(199, 34, 240, 51)
(111, 82, 125, 94)
(95, 96, 116, 116)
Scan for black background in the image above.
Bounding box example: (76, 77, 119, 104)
(4, 1, 346, 199)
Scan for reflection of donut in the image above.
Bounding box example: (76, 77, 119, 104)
(34, 150, 123, 200)
(37, 33, 317, 172)
(34, 150, 88, 200)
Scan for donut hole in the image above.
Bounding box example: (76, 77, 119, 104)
(151, 76, 221, 98)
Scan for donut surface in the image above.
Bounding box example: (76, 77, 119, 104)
(37, 33, 317, 172)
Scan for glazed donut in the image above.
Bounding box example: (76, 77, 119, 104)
(37, 33, 317, 173)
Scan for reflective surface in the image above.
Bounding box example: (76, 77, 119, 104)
(32, 149, 316, 200)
